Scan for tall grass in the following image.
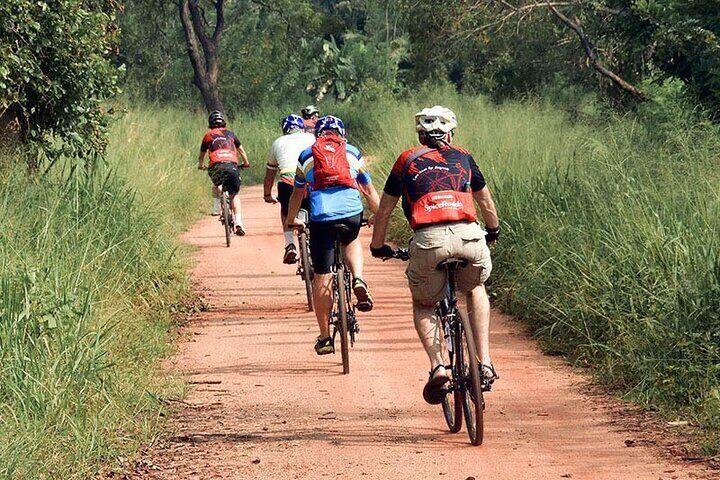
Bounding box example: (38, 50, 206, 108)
(0, 106, 213, 478)
(342, 87, 720, 451)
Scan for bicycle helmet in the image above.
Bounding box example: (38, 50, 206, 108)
(415, 105, 457, 145)
(281, 114, 305, 134)
(208, 110, 226, 128)
(301, 105, 319, 119)
(314, 115, 346, 137)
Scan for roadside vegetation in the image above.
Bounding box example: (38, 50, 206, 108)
(0, 107, 210, 478)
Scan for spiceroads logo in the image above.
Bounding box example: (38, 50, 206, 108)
(424, 200, 463, 212)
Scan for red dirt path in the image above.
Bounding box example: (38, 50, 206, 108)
(129, 185, 709, 480)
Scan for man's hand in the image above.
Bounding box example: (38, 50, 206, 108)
(263, 193, 277, 204)
(366, 214, 376, 226)
(285, 216, 306, 231)
(198, 164, 206, 171)
(485, 225, 500, 245)
(370, 244, 395, 259)
(241, 162, 251, 169)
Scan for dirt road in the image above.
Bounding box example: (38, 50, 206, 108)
(131, 185, 706, 480)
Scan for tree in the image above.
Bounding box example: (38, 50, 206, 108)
(0, 0, 121, 166)
(179, 0, 225, 112)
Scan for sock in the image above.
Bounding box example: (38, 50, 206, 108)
(283, 230, 295, 247)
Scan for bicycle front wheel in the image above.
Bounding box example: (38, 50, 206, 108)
(458, 311, 484, 445)
(299, 231, 314, 311)
(336, 263, 350, 375)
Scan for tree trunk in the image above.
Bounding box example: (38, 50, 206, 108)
(179, 0, 225, 112)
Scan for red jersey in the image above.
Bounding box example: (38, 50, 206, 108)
(201, 128, 241, 166)
(383, 145, 486, 230)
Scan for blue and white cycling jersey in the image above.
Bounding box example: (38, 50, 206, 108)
(294, 143, 372, 222)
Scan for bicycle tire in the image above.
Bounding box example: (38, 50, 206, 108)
(223, 192, 231, 247)
(458, 311, 484, 445)
(299, 231, 314, 311)
(441, 339, 463, 433)
(336, 263, 350, 375)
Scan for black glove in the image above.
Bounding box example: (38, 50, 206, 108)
(485, 225, 500, 243)
(370, 244, 395, 259)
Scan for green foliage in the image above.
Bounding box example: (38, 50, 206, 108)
(0, 0, 122, 159)
(0, 106, 208, 478)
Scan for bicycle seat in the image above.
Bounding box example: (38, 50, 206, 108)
(331, 223, 352, 237)
(436, 258, 468, 270)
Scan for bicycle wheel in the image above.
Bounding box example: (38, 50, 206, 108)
(222, 192, 232, 247)
(298, 231, 314, 311)
(457, 311, 484, 445)
(336, 263, 350, 375)
(441, 334, 463, 433)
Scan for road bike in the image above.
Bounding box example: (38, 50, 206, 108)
(391, 248, 485, 445)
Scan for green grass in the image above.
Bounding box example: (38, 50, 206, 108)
(0, 106, 214, 478)
(337, 87, 720, 452)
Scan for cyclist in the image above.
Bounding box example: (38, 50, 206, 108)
(198, 111, 251, 236)
(369, 105, 500, 404)
(263, 114, 316, 263)
(301, 105, 319, 132)
(285, 115, 381, 355)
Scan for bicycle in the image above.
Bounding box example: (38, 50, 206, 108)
(390, 248, 485, 445)
(295, 209, 314, 311)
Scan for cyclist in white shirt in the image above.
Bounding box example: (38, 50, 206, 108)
(263, 114, 316, 264)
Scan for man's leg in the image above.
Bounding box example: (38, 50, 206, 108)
(278, 183, 297, 263)
(466, 284, 491, 366)
(211, 184, 221, 215)
(413, 301, 444, 369)
(231, 194, 244, 229)
(313, 273, 333, 338)
(343, 237, 363, 279)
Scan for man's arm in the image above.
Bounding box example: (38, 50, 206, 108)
(370, 193, 400, 249)
(263, 166, 278, 203)
(473, 186, 499, 229)
(198, 151, 206, 170)
(284, 187, 305, 229)
(238, 145, 250, 167)
(361, 183, 381, 214)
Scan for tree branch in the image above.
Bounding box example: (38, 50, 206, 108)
(546, 2, 645, 99)
(212, 0, 224, 43)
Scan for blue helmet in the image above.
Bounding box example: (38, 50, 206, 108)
(314, 115, 346, 137)
(281, 114, 305, 134)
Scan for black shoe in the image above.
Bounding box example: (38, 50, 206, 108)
(235, 225, 246, 236)
(352, 278, 373, 312)
(283, 244, 298, 264)
(314, 336, 334, 355)
(479, 363, 499, 392)
(423, 365, 450, 405)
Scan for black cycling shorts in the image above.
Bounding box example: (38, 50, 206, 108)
(208, 162, 241, 195)
(309, 213, 363, 275)
(277, 182, 309, 218)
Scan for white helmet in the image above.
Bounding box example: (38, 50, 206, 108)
(415, 105, 457, 134)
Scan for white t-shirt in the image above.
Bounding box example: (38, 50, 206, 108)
(267, 131, 316, 184)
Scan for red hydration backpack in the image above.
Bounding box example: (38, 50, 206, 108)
(311, 134, 356, 190)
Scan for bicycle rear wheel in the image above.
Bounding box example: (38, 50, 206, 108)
(298, 231, 314, 311)
(442, 340, 463, 433)
(222, 192, 232, 247)
(336, 263, 350, 375)
(457, 311, 484, 445)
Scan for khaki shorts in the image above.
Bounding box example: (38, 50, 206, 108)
(406, 222, 492, 306)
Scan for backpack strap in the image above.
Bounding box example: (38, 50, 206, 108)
(401, 146, 433, 178)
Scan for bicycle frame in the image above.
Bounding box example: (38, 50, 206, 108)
(329, 238, 357, 344)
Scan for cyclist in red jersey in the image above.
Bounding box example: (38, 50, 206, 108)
(198, 111, 251, 236)
(370, 106, 500, 404)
